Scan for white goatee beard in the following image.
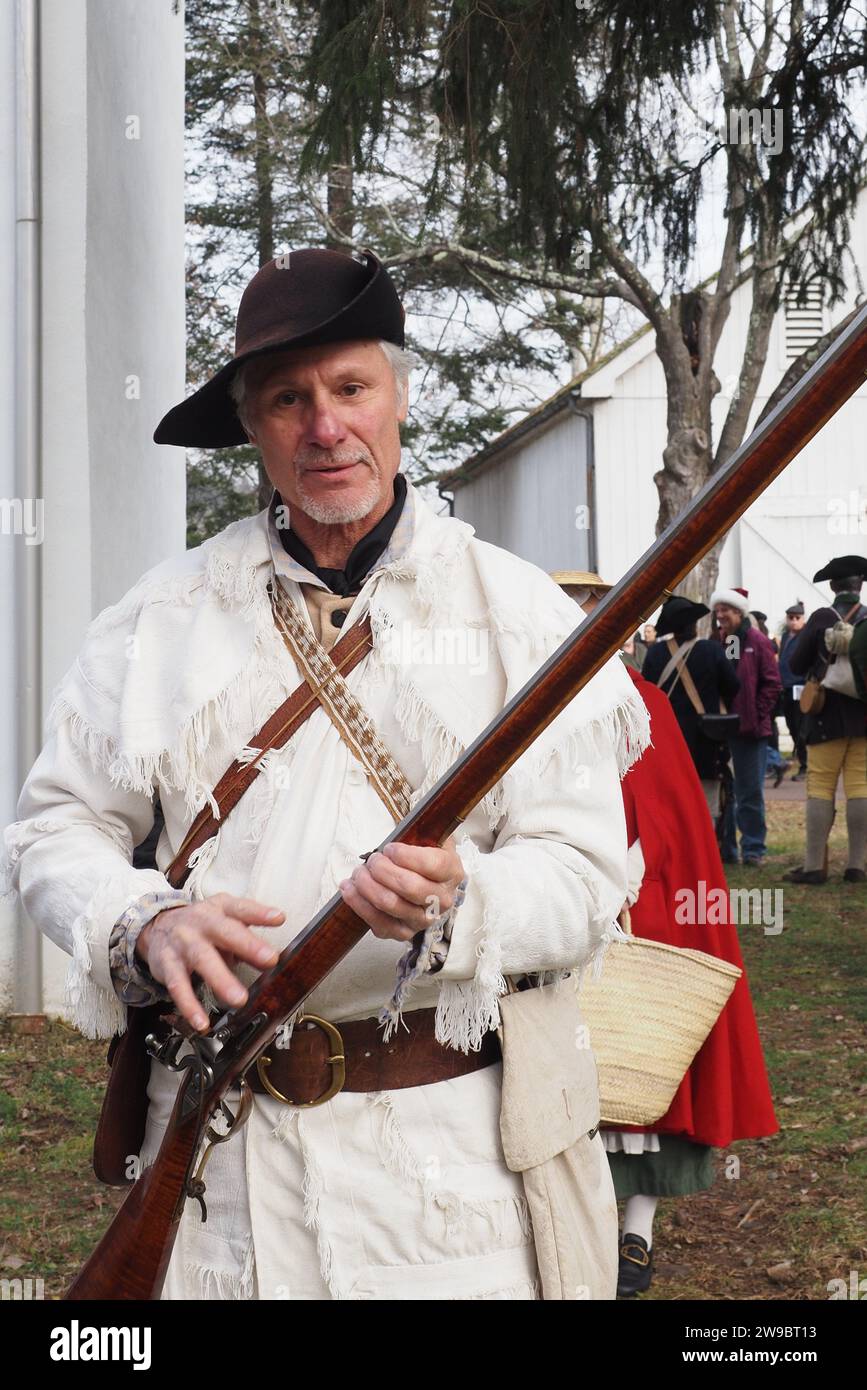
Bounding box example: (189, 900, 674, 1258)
(294, 455, 382, 524)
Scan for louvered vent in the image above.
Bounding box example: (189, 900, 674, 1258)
(784, 282, 824, 360)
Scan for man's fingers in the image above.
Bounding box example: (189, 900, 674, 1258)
(344, 864, 432, 929)
(380, 840, 463, 885)
(215, 895, 285, 926)
(183, 938, 250, 1008)
(204, 918, 280, 969)
(339, 877, 417, 940)
(160, 957, 212, 1032)
(361, 851, 441, 909)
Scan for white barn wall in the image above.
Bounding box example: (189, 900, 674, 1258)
(450, 411, 594, 573)
(591, 392, 666, 592)
(0, 0, 186, 1017)
(86, 0, 187, 611)
(0, 2, 19, 1008)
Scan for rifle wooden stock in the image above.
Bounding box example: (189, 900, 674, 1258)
(65, 301, 867, 1301)
(65, 1086, 202, 1300)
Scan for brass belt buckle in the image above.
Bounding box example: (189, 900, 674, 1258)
(256, 1013, 346, 1107)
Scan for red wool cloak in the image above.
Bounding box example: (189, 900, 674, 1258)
(610, 668, 778, 1147)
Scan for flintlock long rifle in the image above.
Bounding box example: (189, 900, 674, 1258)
(65, 300, 867, 1300)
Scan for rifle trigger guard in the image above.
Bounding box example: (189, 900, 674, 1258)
(185, 1079, 254, 1222)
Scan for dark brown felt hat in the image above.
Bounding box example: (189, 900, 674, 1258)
(154, 246, 406, 448)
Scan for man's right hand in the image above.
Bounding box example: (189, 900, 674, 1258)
(135, 892, 285, 1031)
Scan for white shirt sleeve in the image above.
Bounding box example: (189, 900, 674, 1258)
(437, 745, 629, 984)
(3, 718, 183, 1037)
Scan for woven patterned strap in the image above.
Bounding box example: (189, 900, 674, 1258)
(270, 581, 412, 823)
(166, 603, 374, 888)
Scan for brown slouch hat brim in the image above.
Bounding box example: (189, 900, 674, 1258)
(154, 246, 406, 448)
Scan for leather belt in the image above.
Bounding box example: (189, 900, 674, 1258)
(245, 1006, 501, 1107)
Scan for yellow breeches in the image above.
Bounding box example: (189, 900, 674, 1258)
(806, 737, 867, 801)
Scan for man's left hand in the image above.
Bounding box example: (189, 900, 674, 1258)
(339, 835, 465, 942)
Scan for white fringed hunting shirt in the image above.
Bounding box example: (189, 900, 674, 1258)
(4, 476, 650, 1299)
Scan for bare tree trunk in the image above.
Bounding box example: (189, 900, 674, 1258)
(326, 120, 354, 246)
(651, 244, 781, 607)
(652, 292, 720, 602)
(249, 0, 276, 509)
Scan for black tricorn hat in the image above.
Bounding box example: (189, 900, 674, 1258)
(812, 554, 867, 583)
(154, 247, 406, 448)
(657, 595, 709, 633)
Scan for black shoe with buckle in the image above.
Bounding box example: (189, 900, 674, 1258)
(617, 1232, 653, 1297)
(843, 868, 866, 883)
(783, 866, 828, 884)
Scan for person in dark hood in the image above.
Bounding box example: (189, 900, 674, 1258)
(642, 595, 739, 825)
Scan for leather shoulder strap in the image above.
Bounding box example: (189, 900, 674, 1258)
(166, 608, 373, 888)
(655, 636, 697, 690)
(661, 637, 707, 716)
(677, 654, 708, 717)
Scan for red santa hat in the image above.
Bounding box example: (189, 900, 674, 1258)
(709, 587, 751, 614)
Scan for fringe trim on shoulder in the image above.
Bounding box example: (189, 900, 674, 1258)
(78, 511, 266, 649)
(483, 603, 575, 661)
(375, 530, 473, 628)
(366, 552, 651, 822)
(390, 675, 507, 832)
(204, 532, 266, 620)
(84, 570, 203, 642)
(46, 577, 295, 822)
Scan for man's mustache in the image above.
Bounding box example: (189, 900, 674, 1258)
(295, 449, 376, 471)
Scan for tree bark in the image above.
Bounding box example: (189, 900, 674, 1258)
(651, 292, 719, 602)
(326, 120, 355, 246)
(249, 0, 276, 510)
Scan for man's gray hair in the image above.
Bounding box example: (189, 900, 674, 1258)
(228, 339, 421, 437)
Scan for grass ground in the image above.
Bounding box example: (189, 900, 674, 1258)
(0, 797, 864, 1300)
(640, 796, 867, 1301)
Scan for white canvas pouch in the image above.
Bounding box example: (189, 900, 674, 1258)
(496, 980, 618, 1299)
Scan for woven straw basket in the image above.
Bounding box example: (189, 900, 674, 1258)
(575, 910, 742, 1126)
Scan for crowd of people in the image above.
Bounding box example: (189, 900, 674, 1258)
(564, 554, 865, 1295)
(628, 556, 867, 882)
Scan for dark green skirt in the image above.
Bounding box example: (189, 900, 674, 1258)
(606, 1135, 716, 1198)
